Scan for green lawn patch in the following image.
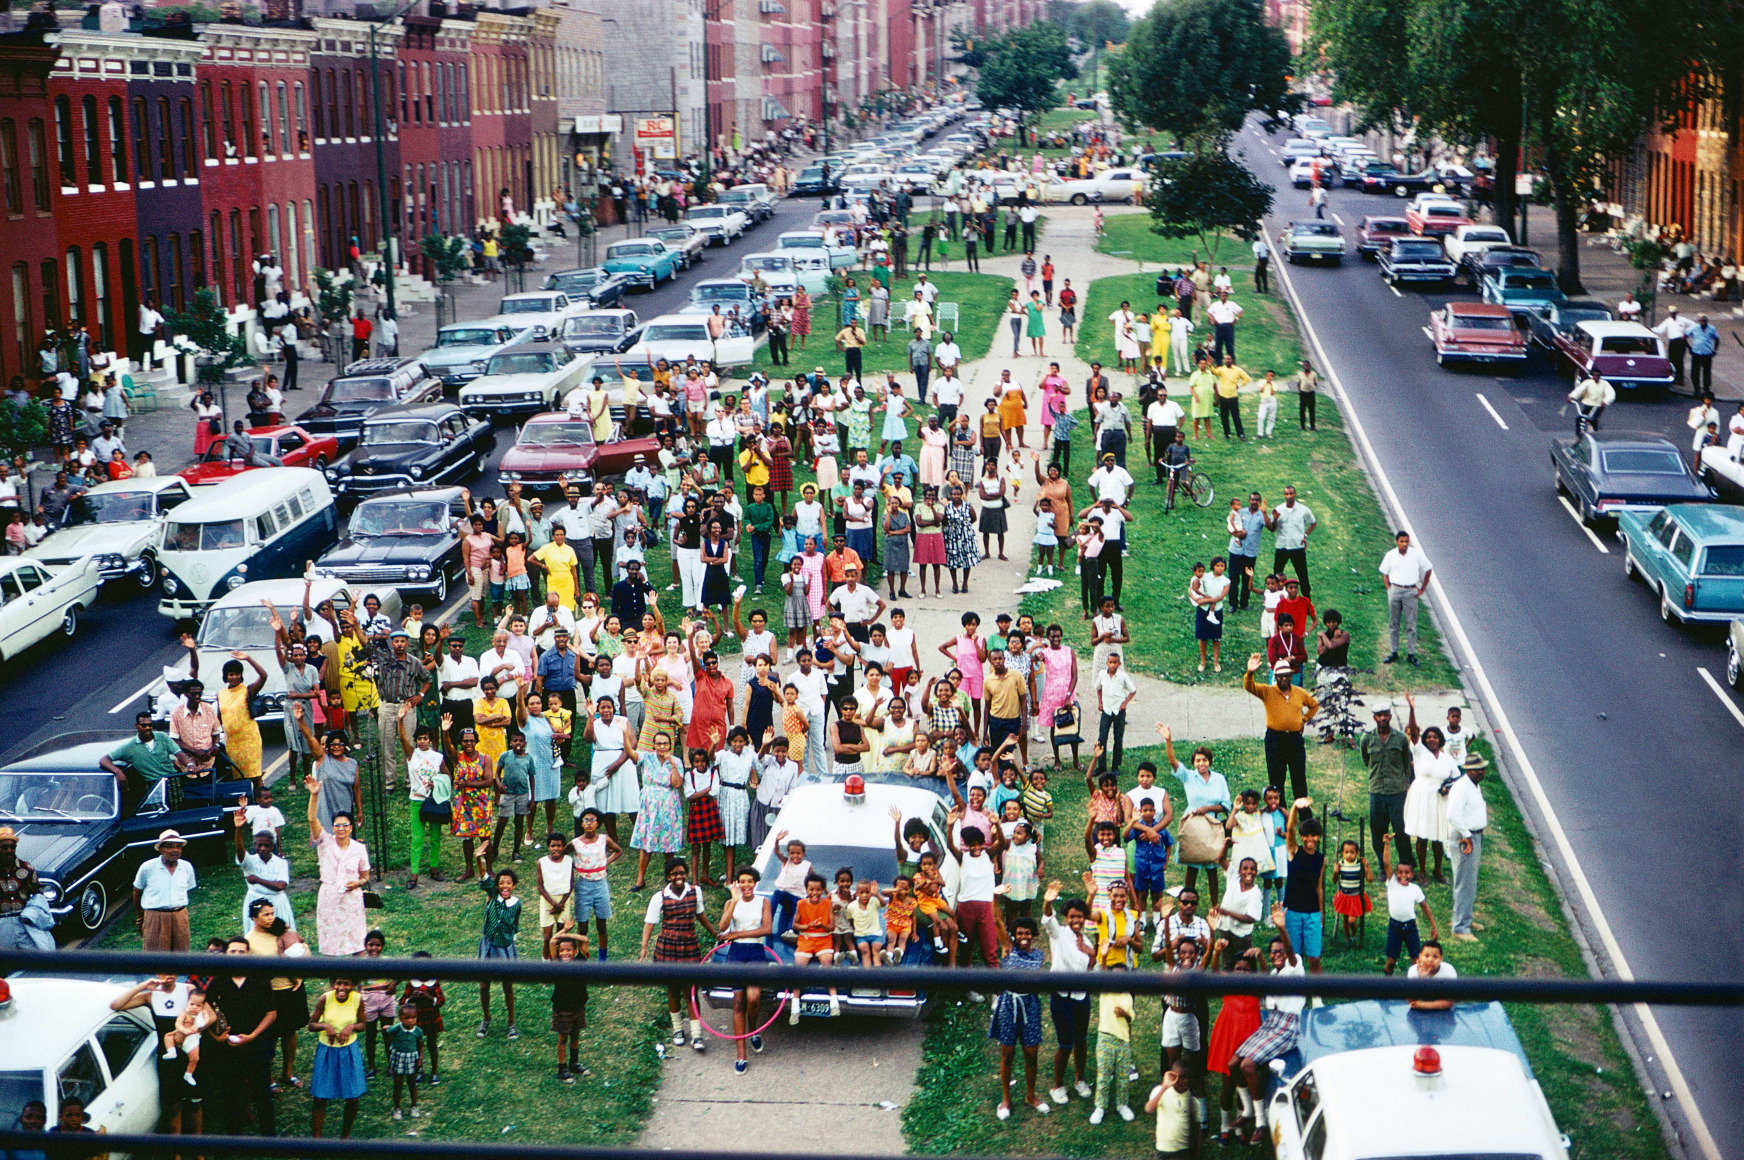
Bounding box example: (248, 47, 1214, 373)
(1095, 212, 1255, 271)
(1036, 106, 1100, 136)
(901, 738, 1669, 1160)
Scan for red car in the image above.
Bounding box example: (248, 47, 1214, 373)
(1357, 215, 1411, 258)
(497, 411, 662, 493)
(1428, 302, 1527, 370)
(178, 425, 339, 486)
(1405, 200, 1472, 237)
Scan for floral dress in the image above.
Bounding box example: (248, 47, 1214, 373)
(630, 753, 685, 853)
(943, 499, 978, 569)
(792, 291, 811, 337)
(845, 395, 873, 450)
(314, 832, 370, 956)
(450, 751, 494, 840)
(988, 944, 1045, 1047)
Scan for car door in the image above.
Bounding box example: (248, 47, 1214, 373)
(93, 1011, 159, 1135)
(1567, 436, 1598, 506)
(276, 429, 307, 464)
(56, 1040, 119, 1132)
(714, 326, 756, 366)
(9, 562, 60, 650)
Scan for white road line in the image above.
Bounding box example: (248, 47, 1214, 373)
(109, 675, 160, 715)
(1388, 283, 1403, 298)
(1555, 495, 1611, 553)
(1473, 392, 1510, 431)
(1331, 213, 1344, 226)
(1269, 240, 1724, 1160)
(1696, 666, 1744, 730)
(1421, 326, 1434, 340)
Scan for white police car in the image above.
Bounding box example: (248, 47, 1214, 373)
(0, 977, 161, 1141)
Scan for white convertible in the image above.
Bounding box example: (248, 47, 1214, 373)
(1700, 432, 1744, 504)
(629, 313, 757, 368)
(0, 555, 103, 663)
(27, 475, 195, 591)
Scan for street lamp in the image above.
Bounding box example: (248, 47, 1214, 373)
(369, 0, 421, 326)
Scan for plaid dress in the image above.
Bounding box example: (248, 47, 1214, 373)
(384, 1023, 424, 1076)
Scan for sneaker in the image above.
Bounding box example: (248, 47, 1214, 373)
(1383, 653, 1398, 664)
(393, 1108, 404, 1121)
(789, 1000, 802, 1026)
(1407, 654, 1420, 666)
(734, 584, 748, 601)
(428, 1073, 442, 1086)
(750, 1034, 765, 1053)
(507, 1024, 520, 1040)
(559, 1067, 573, 1084)
(1074, 1080, 1092, 1098)
(410, 1107, 423, 1117)
(965, 990, 985, 1004)
(691, 1035, 707, 1052)
(1117, 1104, 1135, 1122)
(366, 1066, 378, 1079)
(734, 1059, 748, 1075)
(182, 1072, 197, 1087)
(1032, 1101, 1051, 1115)
(1089, 1107, 1105, 1126)
(476, 1020, 490, 1038)
(996, 1104, 1011, 1121)
(1049, 1086, 1070, 1105)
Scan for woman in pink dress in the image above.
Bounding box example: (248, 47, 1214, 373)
(799, 534, 828, 623)
(791, 287, 812, 349)
(939, 612, 988, 740)
(1034, 624, 1077, 761)
(918, 416, 949, 489)
(305, 774, 371, 956)
(1038, 369, 1068, 449)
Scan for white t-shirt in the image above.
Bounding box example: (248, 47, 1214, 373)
(243, 804, 286, 836)
(1386, 877, 1426, 923)
(538, 854, 576, 897)
(829, 583, 880, 625)
(1217, 879, 1263, 937)
(915, 280, 940, 305)
(1407, 961, 1458, 980)
(1087, 465, 1134, 504)
(1377, 544, 1434, 588)
(958, 849, 996, 902)
(932, 373, 964, 405)
(1208, 299, 1243, 326)
(612, 653, 643, 705)
(1043, 911, 1093, 999)
(1267, 957, 1307, 1014)
(1146, 399, 1186, 427)
(884, 625, 917, 669)
(790, 666, 830, 717)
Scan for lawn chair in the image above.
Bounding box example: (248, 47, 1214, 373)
(122, 371, 157, 413)
(934, 301, 960, 333)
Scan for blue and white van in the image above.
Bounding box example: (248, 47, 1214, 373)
(156, 468, 338, 620)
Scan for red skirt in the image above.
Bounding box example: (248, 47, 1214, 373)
(1332, 890, 1372, 918)
(686, 794, 725, 844)
(769, 453, 794, 492)
(914, 531, 946, 565)
(1207, 994, 1262, 1075)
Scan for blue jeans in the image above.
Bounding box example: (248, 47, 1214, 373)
(770, 889, 801, 940)
(751, 531, 771, 587)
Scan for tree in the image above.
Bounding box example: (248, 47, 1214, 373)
(169, 287, 247, 387)
(420, 233, 472, 283)
(1142, 151, 1275, 263)
(313, 268, 354, 329)
(975, 23, 1078, 139)
(0, 397, 48, 462)
(1069, 0, 1131, 47)
(499, 222, 535, 270)
(1110, 0, 1289, 143)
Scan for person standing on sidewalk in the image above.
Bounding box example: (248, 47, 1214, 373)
(1377, 531, 1432, 667)
(1687, 314, 1720, 392)
(1214, 356, 1249, 440)
(1359, 705, 1413, 874)
(1445, 753, 1488, 942)
(1653, 306, 1692, 386)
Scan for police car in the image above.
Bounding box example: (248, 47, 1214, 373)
(1268, 1000, 1570, 1160)
(0, 978, 161, 1141)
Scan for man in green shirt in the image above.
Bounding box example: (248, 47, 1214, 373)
(1357, 705, 1413, 874)
(101, 711, 187, 809)
(744, 485, 776, 591)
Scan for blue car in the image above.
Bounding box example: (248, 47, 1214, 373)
(1480, 266, 1567, 316)
(1618, 503, 1744, 624)
(601, 238, 684, 289)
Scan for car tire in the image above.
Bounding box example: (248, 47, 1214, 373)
(1623, 548, 1638, 581)
(1436, 351, 1446, 367)
(1553, 467, 1568, 497)
(76, 880, 108, 934)
(1727, 642, 1742, 689)
(136, 550, 158, 591)
(61, 604, 78, 638)
(313, 455, 329, 471)
(1070, 193, 1088, 206)
(1659, 586, 1678, 624)
(432, 567, 449, 604)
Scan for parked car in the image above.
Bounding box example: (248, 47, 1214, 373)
(0, 977, 168, 1129)
(628, 314, 757, 369)
(293, 357, 444, 450)
(1356, 215, 1412, 258)
(679, 279, 769, 334)
(1404, 200, 1472, 237)
(26, 475, 194, 591)
(777, 229, 857, 270)
(458, 340, 592, 419)
(1289, 157, 1339, 188)
(790, 162, 841, 197)
(1545, 320, 1674, 391)
(0, 738, 254, 936)
(685, 203, 749, 244)
(1619, 503, 1744, 624)
(1278, 220, 1346, 265)
(327, 402, 495, 504)
(1552, 430, 1712, 523)
(178, 425, 339, 487)
(1055, 167, 1146, 204)
(1442, 223, 1514, 269)
(1378, 236, 1456, 286)
(315, 486, 468, 602)
(1480, 266, 1567, 316)
(1727, 616, 1743, 688)
(1358, 164, 1441, 196)
(1699, 433, 1744, 504)
(557, 309, 642, 357)
(601, 238, 684, 288)
(542, 266, 633, 309)
(156, 469, 338, 621)
(494, 290, 588, 336)
(1464, 245, 1543, 287)
(1524, 299, 1613, 354)
(1428, 301, 1528, 369)
(645, 224, 708, 270)
(0, 556, 103, 663)
(497, 411, 663, 492)
(739, 251, 826, 296)
(718, 185, 773, 223)
(417, 321, 533, 391)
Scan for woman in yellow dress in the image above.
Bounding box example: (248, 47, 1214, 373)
(335, 611, 379, 722)
(997, 372, 1030, 453)
(220, 649, 269, 858)
(472, 674, 514, 768)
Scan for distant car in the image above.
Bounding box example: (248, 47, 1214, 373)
(417, 321, 532, 391)
(494, 290, 588, 336)
(0, 556, 103, 663)
(1279, 220, 1345, 265)
(1289, 157, 1339, 188)
(293, 357, 444, 450)
(1619, 503, 1744, 624)
(327, 402, 495, 503)
(1358, 164, 1440, 196)
(1280, 138, 1322, 166)
(458, 340, 592, 419)
(1356, 215, 1412, 258)
(645, 224, 708, 270)
(497, 411, 663, 493)
(739, 251, 827, 296)
(1442, 223, 1514, 270)
(1525, 299, 1613, 354)
(777, 229, 857, 270)
(1055, 167, 1146, 204)
(542, 266, 633, 309)
(1405, 200, 1472, 237)
(1378, 236, 1456, 286)
(1546, 320, 1674, 391)
(717, 185, 773, 223)
(26, 475, 194, 591)
(628, 314, 757, 369)
(179, 425, 339, 486)
(1428, 301, 1528, 368)
(679, 279, 768, 334)
(1480, 266, 1567, 316)
(601, 239, 684, 288)
(685, 203, 749, 244)
(790, 163, 840, 197)
(315, 487, 468, 602)
(1464, 245, 1543, 287)
(1699, 434, 1744, 504)
(1551, 430, 1712, 523)
(557, 309, 642, 357)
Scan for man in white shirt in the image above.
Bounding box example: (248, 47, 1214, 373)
(1145, 390, 1186, 471)
(1087, 455, 1135, 505)
(438, 636, 482, 729)
(1651, 305, 1693, 385)
(932, 363, 965, 427)
(1376, 531, 1433, 665)
(1444, 752, 1489, 941)
(1231, 908, 1304, 1133)
(932, 329, 960, 371)
(913, 273, 939, 305)
(828, 569, 885, 643)
(789, 648, 832, 777)
(477, 631, 527, 700)
(1207, 292, 1244, 362)
(528, 589, 578, 650)
(1093, 650, 1139, 772)
(1252, 237, 1270, 293)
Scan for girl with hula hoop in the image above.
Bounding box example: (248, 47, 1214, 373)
(715, 867, 775, 1074)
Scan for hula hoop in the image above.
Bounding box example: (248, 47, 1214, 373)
(687, 942, 790, 1041)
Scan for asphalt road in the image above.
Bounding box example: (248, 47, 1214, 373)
(0, 192, 832, 767)
(1240, 120, 1744, 1160)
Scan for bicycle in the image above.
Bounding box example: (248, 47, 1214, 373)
(1164, 461, 1216, 509)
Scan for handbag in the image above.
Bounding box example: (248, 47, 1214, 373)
(1051, 701, 1082, 744)
(419, 797, 453, 824)
(1177, 813, 1228, 865)
(362, 890, 384, 910)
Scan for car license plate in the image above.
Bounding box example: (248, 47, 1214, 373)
(798, 998, 833, 1017)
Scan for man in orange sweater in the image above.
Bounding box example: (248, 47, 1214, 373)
(1243, 655, 1318, 800)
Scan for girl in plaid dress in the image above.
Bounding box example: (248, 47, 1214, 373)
(383, 1004, 425, 1121)
(684, 745, 725, 884)
(640, 858, 720, 1050)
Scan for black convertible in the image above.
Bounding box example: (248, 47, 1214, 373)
(1, 733, 252, 938)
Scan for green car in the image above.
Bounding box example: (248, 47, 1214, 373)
(1279, 220, 1346, 265)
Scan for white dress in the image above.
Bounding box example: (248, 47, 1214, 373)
(1403, 741, 1457, 843)
(592, 716, 639, 814)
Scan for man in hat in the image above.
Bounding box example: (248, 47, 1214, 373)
(1652, 304, 1692, 385)
(1243, 654, 1319, 801)
(0, 825, 40, 948)
(374, 628, 429, 794)
(1358, 703, 1413, 875)
(132, 831, 196, 951)
(1445, 753, 1489, 941)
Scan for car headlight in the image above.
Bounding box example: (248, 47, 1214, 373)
(562, 469, 590, 479)
(473, 360, 488, 373)
(324, 467, 340, 481)
(38, 878, 60, 904)
(410, 464, 426, 479)
(227, 575, 246, 590)
(98, 552, 126, 570)
(409, 565, 431, 580)
(502, 471, 521, 482)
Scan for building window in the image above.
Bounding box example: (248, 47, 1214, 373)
(458, 61, 468, 120)
(283, 202, 297, 286)
(268, 203, 280, 274)
(423, 61, 434, 123)
(139, 239, 155, 305)
(1, 120, 20, 215)
(53, 95, 73, 186)
(92, 242, 109, 347)
(26, 119, 48, 211)
(317, 185, 331, 268)
(277, 81, 290, 155)
(363, 179, 373, 250)
(294, 82, 307, 151)
(327, 69, 340, 139)
(259, 82, 272, 156)
(180, 98, 195, 174)
(302, 197, 314, 282)
(311, 71, 324, 139)
(190, 227, 204, 289)
(399, 61, 409, 123)
(200, 83, 215, 162)
(40, 258, 58, 330)
(221, 83, 235, 157)
(107, 98, 126, 184)
(81, 95, 100, 187)
(64, 247, 83, 329)
(250, 206, 262, 274)
(132, 97, 149, 181)
(383, 68, 394, 136)
(342, 67, 354, 137)
(166, 234, 182, 313)
(209, 210, 224, 304)
(231, 208, 244, 302)
(11, 263, 31, 371)
(240, 84, 255, 158)
(157, 97, 173, 179)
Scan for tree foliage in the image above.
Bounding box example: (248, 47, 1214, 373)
(0, 397, 48, 460)
(1110, 0, 1290, 143)
(499, 223, 535, 269)
(1143, 151, 1275, 263)
(975, 23, 1078, 126)
(169, 287, 247, 385)
(1064, 0, 1131, 48)
(313, 268, 354, 327)
(420, 233, 472, 283)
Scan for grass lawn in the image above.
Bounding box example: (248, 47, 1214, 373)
(1095, 212, 1256, 272)
(1036, 106, 1100, 136)
(1038, 271, 1454, 691)
(901, 738, 1670, 1160)
(748, 270, 1015, 381)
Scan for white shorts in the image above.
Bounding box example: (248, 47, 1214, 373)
(1161, 1007, 1201, 1051)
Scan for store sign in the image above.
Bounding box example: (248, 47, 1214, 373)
(635, 114, 677, 159)
(574, 114, 623, 134)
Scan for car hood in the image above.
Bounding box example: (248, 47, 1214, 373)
(562, 335, 623, 354)
(347, 443, 438, 470)
(320, 533, 452, 566)
(500, 444, 598, 471)
(10, 823, 104, 880)
(465, 373, 551, 394)
(30, 521, 155, 559)
(678, 302, 749, 315)
(1591, 352, 1673, 378)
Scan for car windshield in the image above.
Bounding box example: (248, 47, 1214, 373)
(363, 421, 439, 446)
(1600, 449, 1684, 475)
(520, 421, 595, 447)
(1701, 545, 1744, 576)
(719, 191, 753, 203)
(585, 360, 655, 384)
(643, 324, 709, 342)
(1367, 220, 1408, 233)
(1425, 206, 1465, 218)
(436, 328, 499, 347)
(563, 315, 622, 337)
(64, 489, 156, 525)
(1561, 309, 1612, 326)
(743, 257, 792, 272)
(164, 519, 246, 551)
(1507, 271, 1558, 289)
(199, 604, 287, 650)
(349, 500, 449, 536)
(1598, 336, 1659, 355)
(1295, 223, 1340, 237)
(609, 244, 654, 258)
(780, 236, 824, 248)
(0, 772, 118, 821)
(324, 377, 394, 403)
(545, 271, 600, 293)
(486, 352, 560, 375)
(1393, 242, 1443, 257)
(692, 285, 748, 303)
(816, 212, 852, 224)
(1452, 314, 1514, 331)
(648, 230, 688, 242)
(202, 437, 275, 462)
(689, 207, 728, 219)
(501, 298, 558, 315)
